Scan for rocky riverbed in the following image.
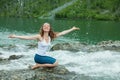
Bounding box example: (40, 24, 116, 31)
(0, 40, 120, 80)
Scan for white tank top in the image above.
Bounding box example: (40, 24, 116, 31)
(37, 37, 51, 56)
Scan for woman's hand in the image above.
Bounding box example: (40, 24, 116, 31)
(8, 34, 16, 38)
(71, 26, 80, 30)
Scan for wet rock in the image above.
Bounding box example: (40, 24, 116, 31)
(51, 43, 71, 50)
(0, 65, 78, 80)
(0, 55, 23, 63)
(50, 42, 95, 52)
(97, 40, 120, 46)
(26, 44, 37, 49)
(50, 42, 86, 52)
(51, 41, 120, 52)
(0, 52, 2, 55)
(50, 42, 103, 52)
(97, 40, 120, 51)
(8, 55, 23, 60)
(0, 58, 4, 61)
(0, 57, 8, 63)
(97, 40, 113, 45)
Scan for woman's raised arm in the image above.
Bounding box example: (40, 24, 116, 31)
(56, 26, 80, 37)
(8, 34, 41, 40)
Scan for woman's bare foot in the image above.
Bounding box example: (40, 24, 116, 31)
(31, 64, 39, 70)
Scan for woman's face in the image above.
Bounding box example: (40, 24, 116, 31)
(42, 23, 50, 32)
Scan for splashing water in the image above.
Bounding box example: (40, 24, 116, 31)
(0, 18, 120, 80)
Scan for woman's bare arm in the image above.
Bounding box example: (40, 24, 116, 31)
(8, 34, 41, 40)
(56, 26, 80, 37)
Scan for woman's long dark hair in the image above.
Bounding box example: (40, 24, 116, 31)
(39, 23, 56, 41)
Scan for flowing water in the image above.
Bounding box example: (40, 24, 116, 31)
(0, 17, 120, 80)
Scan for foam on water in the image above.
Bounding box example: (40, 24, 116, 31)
(0, 40, 120, 78)
(51, 50, 120, 77)
(0, 49, 36, 70)
(0, 31, 120, 79)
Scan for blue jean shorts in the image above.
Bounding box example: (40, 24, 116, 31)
(34, 54, 56, 64)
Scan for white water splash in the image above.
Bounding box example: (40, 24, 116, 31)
(52, 50, 120, 77)
(0, 31, 120, 80)
(1, 38, 120, 77)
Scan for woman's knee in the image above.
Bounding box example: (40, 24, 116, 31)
(53, 61, 58, 66)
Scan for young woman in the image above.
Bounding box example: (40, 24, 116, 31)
(9, 23, 80, 69)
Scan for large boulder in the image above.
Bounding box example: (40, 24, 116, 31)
(0, 65, 80, 80)
(50, 42, 87, 52)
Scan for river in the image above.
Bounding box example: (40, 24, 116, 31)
(0, 17, 120, 80)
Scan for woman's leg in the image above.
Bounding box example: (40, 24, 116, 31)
(32, 61, 58, 69)
(43, 61, 58, 67)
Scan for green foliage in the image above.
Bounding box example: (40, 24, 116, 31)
(0, 0, 71, 17)
(0, 0, 120, 20)
(55, 0, 120, 21)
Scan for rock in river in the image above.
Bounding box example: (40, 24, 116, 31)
(8, 55, 23, 60)
(0, 65, 79, 80)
